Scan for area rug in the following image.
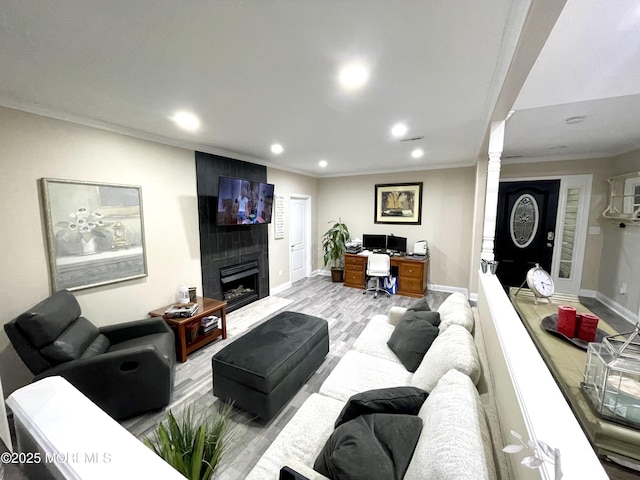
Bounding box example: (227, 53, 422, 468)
(225, 295, 294, 336)
(123, 276, 430, 479)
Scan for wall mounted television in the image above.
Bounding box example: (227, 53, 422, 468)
(217, 176, 275, 225)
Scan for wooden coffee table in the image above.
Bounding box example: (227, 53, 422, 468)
(149, 297, 227, 363)
(510, 288, 640, 468)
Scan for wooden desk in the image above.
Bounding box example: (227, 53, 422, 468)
(149, 297, 227, 363)
(344, 253, 428, 298)
(510, 288, 640, 467)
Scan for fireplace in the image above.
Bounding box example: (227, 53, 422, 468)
(220, 260, 260, 312)
(196, 152, 270, 306)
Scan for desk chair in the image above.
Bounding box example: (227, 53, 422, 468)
(364, 253, 391, 298)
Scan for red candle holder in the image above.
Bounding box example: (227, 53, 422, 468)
(557, 305, 577, 338)
(577, 313, 599, 342)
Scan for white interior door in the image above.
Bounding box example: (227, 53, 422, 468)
(290, 196, 309, 284)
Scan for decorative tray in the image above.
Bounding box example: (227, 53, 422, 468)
(541, 314, 608, 350)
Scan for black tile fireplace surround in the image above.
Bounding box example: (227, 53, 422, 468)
(195, 152, 270, 312)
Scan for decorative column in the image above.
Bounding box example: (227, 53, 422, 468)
(481, 120, 505, 261)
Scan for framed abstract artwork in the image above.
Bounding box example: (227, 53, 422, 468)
(41, 178, 148, 291)
(374, 182, 423, 225)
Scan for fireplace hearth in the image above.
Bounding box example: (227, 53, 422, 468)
(220, 260, 259, 311)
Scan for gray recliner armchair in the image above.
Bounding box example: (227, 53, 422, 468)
(4, 290, 175, 419)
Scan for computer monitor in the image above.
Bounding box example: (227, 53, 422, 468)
(386, 235, 407, 253)
(362, 234, 387, 251)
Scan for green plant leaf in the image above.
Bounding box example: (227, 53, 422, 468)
(142, 403, 237, 480)
(321, 218, 350, 268)
(190, 426, 206, 480)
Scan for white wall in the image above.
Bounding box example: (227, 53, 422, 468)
(317, 167, 476, 290)
(0, 107, 202, 394)
(477, 273, 608, 480)
(597, 151, 640, 317)
(266, 168, 318, 290)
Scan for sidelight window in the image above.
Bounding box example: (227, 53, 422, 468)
(558, 187, 580, 279)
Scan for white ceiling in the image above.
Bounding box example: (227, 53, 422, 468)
(505, 0, 640, 162)
(1, 1, 638, 176)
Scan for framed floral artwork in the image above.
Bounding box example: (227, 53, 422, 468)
(374, 182, 423, 224)
(41, 178, 148, 291)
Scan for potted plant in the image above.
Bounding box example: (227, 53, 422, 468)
(322, 219, 350, 282)
(143, 402, 235, 480)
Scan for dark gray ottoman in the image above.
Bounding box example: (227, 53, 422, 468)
(212, 311, 329, 421)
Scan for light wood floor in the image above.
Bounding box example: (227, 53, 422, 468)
(122, 277, 640, 479)
(123, 276, 449, 479)
(5, 276, 636, 479)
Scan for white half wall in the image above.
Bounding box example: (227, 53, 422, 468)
(477, 272, 607, 480)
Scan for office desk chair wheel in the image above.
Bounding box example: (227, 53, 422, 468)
(364, 253, 391, 299)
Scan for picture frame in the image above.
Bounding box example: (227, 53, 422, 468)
(374, 182, 423, 224)
(41, 178, 148, 291)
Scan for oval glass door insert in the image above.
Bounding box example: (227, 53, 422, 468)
(510, 194, 539, 248)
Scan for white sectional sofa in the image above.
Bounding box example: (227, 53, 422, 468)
(246, 293, 507, 480)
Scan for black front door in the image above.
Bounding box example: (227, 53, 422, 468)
(494, 180, 560, 287)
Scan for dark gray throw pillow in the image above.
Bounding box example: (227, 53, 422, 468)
(412, 309, 440, 327)
(335, 386, 428, 428)
(407, 296, 431, 312)
(314, 413, 423, 480)
(387, 311, 440, 372)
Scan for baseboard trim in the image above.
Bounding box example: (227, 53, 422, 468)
(271, 270, 329, 293)
(594, 292, 638, 325)
(430, 284, 469, 300)
(270, 281, 293, 295)
(579, 289, 597, 298)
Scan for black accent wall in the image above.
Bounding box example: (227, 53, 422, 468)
(195, 152, 269, 311)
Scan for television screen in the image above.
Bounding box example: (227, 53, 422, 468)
(386, 235, 407, 253)
(362, 234, 387, 251)
(217, 176, 275, 225)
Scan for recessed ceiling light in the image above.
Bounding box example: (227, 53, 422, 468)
(318, 160, 328, 168)
(338, 63, 369, 90)
(171, 111, 200, 131)
(271, 143, 284, 154)
(565, 115, 586, 125)
(411, 148, 424, 159)
(391, 123, 408, 137)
